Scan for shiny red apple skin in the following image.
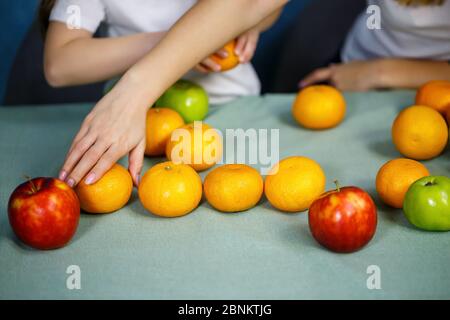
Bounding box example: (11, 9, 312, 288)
(8, 178, 80, 250)
(308, 186, 377, 253)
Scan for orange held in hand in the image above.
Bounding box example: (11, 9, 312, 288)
(204, 164, 263, 213)
(265, 156, 326, 213)
(145, 108, 185, 157)
(75, 164, 133, 214)
(138, 161, 202, 218)
(392, 105, 448, 160)
(166, 122, 223, 172)
(210, 40, 240, 72)
(415, 80, 450, 115)
(376, 158, 430, 209)
(292, 85, 346, 130)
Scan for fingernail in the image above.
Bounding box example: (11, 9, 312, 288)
(85, 173, 96, 185)
(59, 171, 67, 181)
(218, 50, 228, 58)
(67, 178, 75, 188)
(299, 81, 307, 88)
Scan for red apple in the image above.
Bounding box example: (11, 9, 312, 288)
(308, 182, 377, 253)
(8, 178, 80, 250)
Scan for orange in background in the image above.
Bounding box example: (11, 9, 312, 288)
(210, 40, 240, 72)
(376, 158, 430, 209)
(138, 161, 202, 218)
(292, 85, 346, 130)
(145, 108, 185, 157)
(204, 164, 263, 213)
(416, 80, 450, 115)
(392, 105, 448, 160)
(75, 164, 133, 214)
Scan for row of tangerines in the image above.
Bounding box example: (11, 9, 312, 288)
(76, 156, 325, 218)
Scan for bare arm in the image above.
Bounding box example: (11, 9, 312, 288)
(60, 0, 288, 187)
(301, 58, 450, 91)
(256, 7, 283, 32)
(127, 0, 288, 101)
(44, 22, 165, 87)
(377, 59, 450, 89)
(198, 7, 283, 72)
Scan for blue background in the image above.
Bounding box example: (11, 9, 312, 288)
(0, 0, 309, 104)
(0, 0, 39, 102)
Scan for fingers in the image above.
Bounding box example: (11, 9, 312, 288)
(67, 125, 89, 156)
(201, 57, 221, 72)
(215, 49, 228, 59)
(240, 36, 258, 63)
(235, 35, 247, 57)
(128, 139, 146, 187)
(65, 140, 110, 187)
(59, 133, 97, 182)
(83, 146, 121, 186)
(299, 67, 333, 88)
(195, 64, 210, 74)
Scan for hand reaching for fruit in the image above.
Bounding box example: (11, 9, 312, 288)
(299, 60, 383, 91)
(59, 73, 150, 188)
(195, 28, 260, 73)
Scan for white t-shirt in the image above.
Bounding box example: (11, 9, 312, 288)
(49, 0, 261, 104)
(341, 0, 450, 62)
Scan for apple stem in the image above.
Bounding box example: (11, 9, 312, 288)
(334, 180, 341, 192)
(24, 175, 38, 193)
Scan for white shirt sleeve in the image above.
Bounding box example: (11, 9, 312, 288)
(49, 0, 106, 33)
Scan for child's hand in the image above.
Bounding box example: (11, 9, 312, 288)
(59, 75, 149, 188)
(195, 48, 228, 73)
(234, 28, 260, 64)
(299, 60, 383, 91)
(194, 28, 260, 73)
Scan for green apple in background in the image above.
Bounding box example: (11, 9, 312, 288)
(403, 176, 450, 231)
(156, 80, 209, 123)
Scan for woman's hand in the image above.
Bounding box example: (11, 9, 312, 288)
(299, 60, 384, 91)
(59, 73, 149, 188)
(194, 28, 260, 73)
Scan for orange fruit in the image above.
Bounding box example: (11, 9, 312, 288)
(392, 105, 448, 160)
(415, 80, 450, 115)
(376, 158, 430, 209)
(446, 108, 450, 125)
(204, 164, 263, 212)
(210, 40, 240, 72)
(264, 156, 326, 212)
(292, 85, 346, 130)
(145, 108, 185, 156)
(138, 161, 202, 218)
(75, 164, 133, 214)
(166, 122, 223, 172)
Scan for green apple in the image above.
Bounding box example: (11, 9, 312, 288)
(156, 80, 209, 123)
(403, 176, 450, 231)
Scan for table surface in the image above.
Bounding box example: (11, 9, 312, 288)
(1, 91, 449, 300)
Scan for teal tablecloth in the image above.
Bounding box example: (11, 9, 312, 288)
(0, 92, 449, 300)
